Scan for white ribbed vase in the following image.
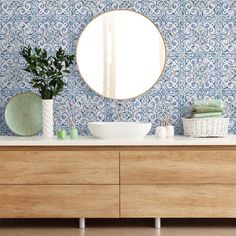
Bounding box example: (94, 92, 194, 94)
(42, 100, 54, 137)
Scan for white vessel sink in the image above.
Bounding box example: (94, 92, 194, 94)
(88, 122, 152, 139)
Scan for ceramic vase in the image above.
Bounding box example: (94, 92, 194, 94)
(42, 99, 54, 137)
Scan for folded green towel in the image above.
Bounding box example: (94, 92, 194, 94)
(192, 106, 223, 113)
(193, 112, 223, 118)
(194, 99, 224, 108)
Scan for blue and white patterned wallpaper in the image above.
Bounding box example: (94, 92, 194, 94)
(1, 0, 236, 136)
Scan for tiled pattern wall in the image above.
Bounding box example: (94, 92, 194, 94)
(0, 0, 236, 135)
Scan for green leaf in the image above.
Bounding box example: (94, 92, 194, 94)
(69, 55, 75, 61)
(35, 47, 41, 55)
(49, 78, 57, 87)
(65, 60, 69, 68)
(23, 68, 31, 73)
(54, 62, 62, 70)
(32, 84, 39, 88)
(42, 49, 47, 58)
(63, 70, 70, 73)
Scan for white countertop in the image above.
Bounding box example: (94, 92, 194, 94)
(0, 135, 236, 146)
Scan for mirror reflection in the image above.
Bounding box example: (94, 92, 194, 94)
(76, 10, 166, 100)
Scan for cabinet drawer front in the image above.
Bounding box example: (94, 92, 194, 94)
(121, 185, 236, 218)
(121, 150, 236, 184)
(0, 185, 119, 218)
(0, 151, 119, 184)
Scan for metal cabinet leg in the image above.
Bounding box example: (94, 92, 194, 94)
(79, 218, 85, 229)
(155, 218, 161, 229)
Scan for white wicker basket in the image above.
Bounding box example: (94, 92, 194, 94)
(182, 117, 229, 137)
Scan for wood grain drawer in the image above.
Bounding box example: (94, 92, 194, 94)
(0, 185, 119, 218)
(121, 185, 236, 218)
(0, 151, 119, 184)
(120, 150, 236, 184)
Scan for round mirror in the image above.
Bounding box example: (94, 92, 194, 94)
(76, 10, 166, 100)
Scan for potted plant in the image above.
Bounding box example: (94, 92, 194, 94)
(20, 45, 75, 137)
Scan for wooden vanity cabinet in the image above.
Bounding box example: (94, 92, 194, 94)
(0, 148, 119, 218)
(120, 147, 236, 218)
(0, 150, 119, 184)
(0, 146, 236, 219)
(0, 185, 119, 218)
